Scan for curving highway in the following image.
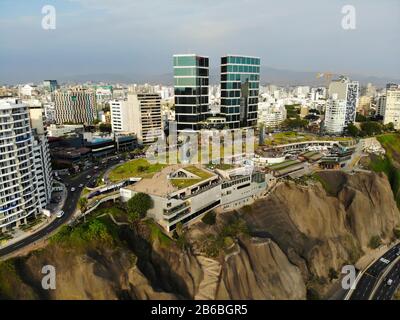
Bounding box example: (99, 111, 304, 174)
(0, 159, 121, 259)
(349, 243, 400, 300)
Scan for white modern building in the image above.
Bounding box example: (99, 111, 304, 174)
(324, 95, 347, 134)
(0, 99, 50, 231)
(110, 99, 134, 133)
(32, 135, 53, 209)
(19, 84, 35, 97)
(258, 102, 287, 129)
(120, 165, 266, 233)
(328, 76, 359, 125)
(110, 93, 162, 144)
(383, 84, 400, 129)
(47, 124, 84, 137)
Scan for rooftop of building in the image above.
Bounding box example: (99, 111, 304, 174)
(124, 164, 217, 197)
(173, 53, 209, 57)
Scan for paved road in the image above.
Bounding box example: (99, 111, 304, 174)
(350, 243, 400, 300)
(372, 260, 400, 300)
(0, 159, 120, 259)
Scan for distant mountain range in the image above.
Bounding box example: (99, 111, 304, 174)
(37, 67, 400, 88)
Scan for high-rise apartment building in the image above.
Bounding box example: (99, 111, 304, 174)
(376, 95, 387, 117)
(0, 99, 49, 231)
(220, 55, 260, 129)
(324, 94, 347, 134)
(43, 80, 59, 92)
(328, 76, 359, 126)
(54, 89, 97, 125)
(129, 93, 162, 144)
(110, 99, 134, 133)
(383, 83, 400, 129)
(173, 54, 209, 131)
(32, 135, 53, 209)
(29, 105, 53, 209)
(110, 93, 162, 144)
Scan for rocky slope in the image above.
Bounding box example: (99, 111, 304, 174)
(0, 171, 399, 300)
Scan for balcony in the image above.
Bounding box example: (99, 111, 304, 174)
(163, 201, 190, 217)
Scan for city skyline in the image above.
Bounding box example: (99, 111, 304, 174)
(1, 0, 399, 84)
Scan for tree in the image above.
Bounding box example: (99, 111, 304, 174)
(202, 211, 216, 225)
(346, 123, 360, 137)
(360, 121, 382, 136)
(78, 197, 88, 212)
(175, 222, 184, 237)
(384, 122, 395, 132)
(126, 193, 153, 221)
(282, 118, 309, 130)
(355, 113, 367, 122)
(99, 123, 112, 133)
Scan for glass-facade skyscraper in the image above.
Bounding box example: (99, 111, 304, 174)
(173, 54, 209, 131)
(220, 55, 260, 129)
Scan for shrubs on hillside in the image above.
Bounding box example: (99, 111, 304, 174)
(201, 211, 216, 225)
(368, 235, 382, 249)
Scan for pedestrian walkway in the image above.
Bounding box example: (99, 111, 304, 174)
(194, 256, 222, 300)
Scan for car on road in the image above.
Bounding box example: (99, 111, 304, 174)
(56, 210, 65, 218)
(396, 248, 400, 256)
(70, 187, 76, 192)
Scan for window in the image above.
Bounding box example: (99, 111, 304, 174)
(174, 56, 196, 66)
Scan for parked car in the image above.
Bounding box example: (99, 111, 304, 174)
(56, 210, 65, 218)
(70, 187, 76, 192)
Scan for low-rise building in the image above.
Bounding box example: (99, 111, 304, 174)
(120, 165, 266, 232)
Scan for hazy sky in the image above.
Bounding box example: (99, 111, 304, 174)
(1, 0, 399, 83)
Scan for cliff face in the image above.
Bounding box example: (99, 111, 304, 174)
(244, 171, 400, 284)
(0, 171, 399, 300)
(215, 239, 306, 300)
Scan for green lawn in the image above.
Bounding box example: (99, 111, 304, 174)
(268, 159, 300, 170)
(145, 219, 172, 247)
(170, 166, 214, 189)
(372, 134, 400, 208)
(377, 133, 400, 162)
(108, 159, 167, 182)
(264, 131, 354, 146)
